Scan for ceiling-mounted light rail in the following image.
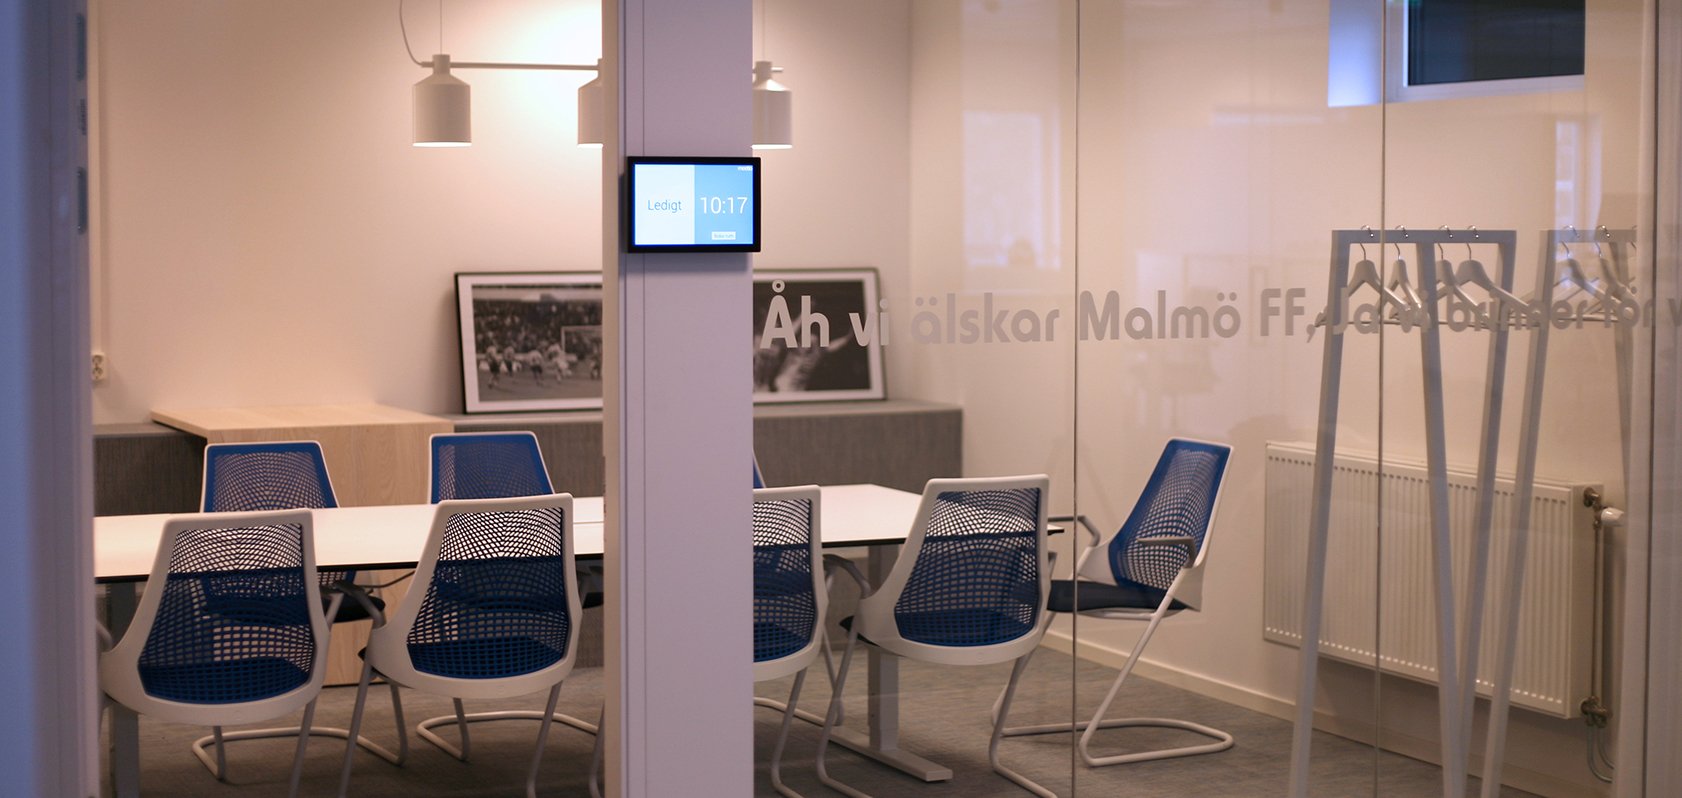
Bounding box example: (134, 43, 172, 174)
(401, 0, 602, 148)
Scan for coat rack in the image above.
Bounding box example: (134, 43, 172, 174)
(1478, 226, 1638, 797)
(1288, 227, 1520, 798)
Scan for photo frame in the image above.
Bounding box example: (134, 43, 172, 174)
(753, 268, 886, 404)
(456, 272, 604, 413)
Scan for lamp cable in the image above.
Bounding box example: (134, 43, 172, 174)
(398, 0, 426, 67)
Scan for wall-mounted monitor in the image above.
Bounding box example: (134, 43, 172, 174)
(625, 156, 761, 253)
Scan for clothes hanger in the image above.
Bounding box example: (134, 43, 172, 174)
(1434, 230, 1482, 302)
(1434, 242, 1488, 329)
(1556, 241, 1637, 320)
(1361, 229, 1418, 311)
(1385, 242, 1425, 317)
(1590, 229, 1641, 313)
(1310, 230, 1418, 341)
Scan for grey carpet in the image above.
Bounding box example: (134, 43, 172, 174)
(105, 650, 1535, 797)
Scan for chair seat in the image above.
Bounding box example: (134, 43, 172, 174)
(137, 657, 311, 704)
(1047, 578, 1186, 614)
(406, 635, 567, 679)
(839, 610, 1038, 649)
(755, 620, 812, 663)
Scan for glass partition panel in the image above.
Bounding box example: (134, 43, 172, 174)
(1375, 0, 1655, 794)
(1072, 0, 1385, 794)
(751, 1, 1079, 794)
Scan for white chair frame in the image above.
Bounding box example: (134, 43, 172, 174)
(336, 493, 596, 798)
(194, 441, 407, 772)
(817, 474, 1055, 798)
(98, 509, 339, 798)
(749, 485, 830, 798)
(994, 439, 1234, 768)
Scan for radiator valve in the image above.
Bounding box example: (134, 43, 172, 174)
(1581, 696, 1612, 728)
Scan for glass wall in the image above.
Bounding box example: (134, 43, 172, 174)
(1373, 0, 1653, 792)
(1071, 0, 1384, 792)
(750, 1, 1080, 794)
(758, 0, 1659, 794)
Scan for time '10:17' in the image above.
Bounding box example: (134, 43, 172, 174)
(698, 196, 750, 215)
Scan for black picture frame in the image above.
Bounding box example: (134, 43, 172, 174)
(752, 268, 886, 404)
(455, 272, 605, 413)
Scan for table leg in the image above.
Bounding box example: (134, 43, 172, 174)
(759, 544, 952, 781)
(866, 546, 897, 750)
(856, 545, 950, 781)
(106, 583, 139, 798)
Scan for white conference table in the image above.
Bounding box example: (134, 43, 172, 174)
(97, 483, 954, 793)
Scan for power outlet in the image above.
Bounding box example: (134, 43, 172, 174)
(91, 350, 107, 382)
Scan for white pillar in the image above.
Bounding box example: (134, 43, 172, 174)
(0, 0, 97, 795)
(1619, 0, 1682, 793)
(600, 0, 754, 795)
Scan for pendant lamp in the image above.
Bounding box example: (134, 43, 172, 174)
(577, 59, 605, 148)
(751, 60, 792, 150)
(413, 54, 471, 147)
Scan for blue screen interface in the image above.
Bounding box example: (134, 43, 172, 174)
(631, 161, 757, 248)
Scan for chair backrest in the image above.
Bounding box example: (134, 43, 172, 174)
(99, 509, 331, 725)
(1078, 438, 1231, 599)
(858, 474, 1051, 666)
(429, 431, 554, 503)
(202, 441, 337, 512)
(369, 493, 580, 698)
(751, 486, 824, 682)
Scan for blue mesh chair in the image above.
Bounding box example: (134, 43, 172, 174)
(203, 441, 377, 619)
(98, 509, 337, 798)
(429, 431, 554, 503)
(817, 475, 1053, 798)
(336, 493, 591, 798)
(996, 438, 1234, 768)
(749, 486, 844, 798)
(428, 431, 604, 616)
(753, 455, 766, 488)
(199, 441, 403, 768)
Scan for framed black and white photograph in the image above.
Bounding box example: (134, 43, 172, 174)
(456, 272, 604, 413)
(753, 269, 885, 404)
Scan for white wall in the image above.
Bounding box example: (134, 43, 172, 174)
(90, 0, 917, 426)
(89, 0, 606, 423)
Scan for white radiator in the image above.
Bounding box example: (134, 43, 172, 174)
(1262, 442, 1598, 719)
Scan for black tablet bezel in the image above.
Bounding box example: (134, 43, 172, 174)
(624, 155, 762, 253)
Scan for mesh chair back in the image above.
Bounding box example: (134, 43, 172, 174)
(752, 494, 817, 663)
(137, 519, 317, 704)
(893, 486, 1044, 647)
(430, 432, 554, 503)
(405, 503, 574, 679)
(203, 442, 337, 513)
(1107, 439, 1231, 591)
(202, 441, 347, 589)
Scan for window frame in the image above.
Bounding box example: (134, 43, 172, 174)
(1384, 0, 1584, 102)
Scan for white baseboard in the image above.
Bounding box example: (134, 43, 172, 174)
(1039, 630, 1604, 798)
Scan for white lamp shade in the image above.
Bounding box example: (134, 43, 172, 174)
(577, 59, 605, 148)
(752, 60, 792, 150)
(414, 54, 471, 147)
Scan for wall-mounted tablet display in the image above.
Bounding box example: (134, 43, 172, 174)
(625, 156, 761, 253)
